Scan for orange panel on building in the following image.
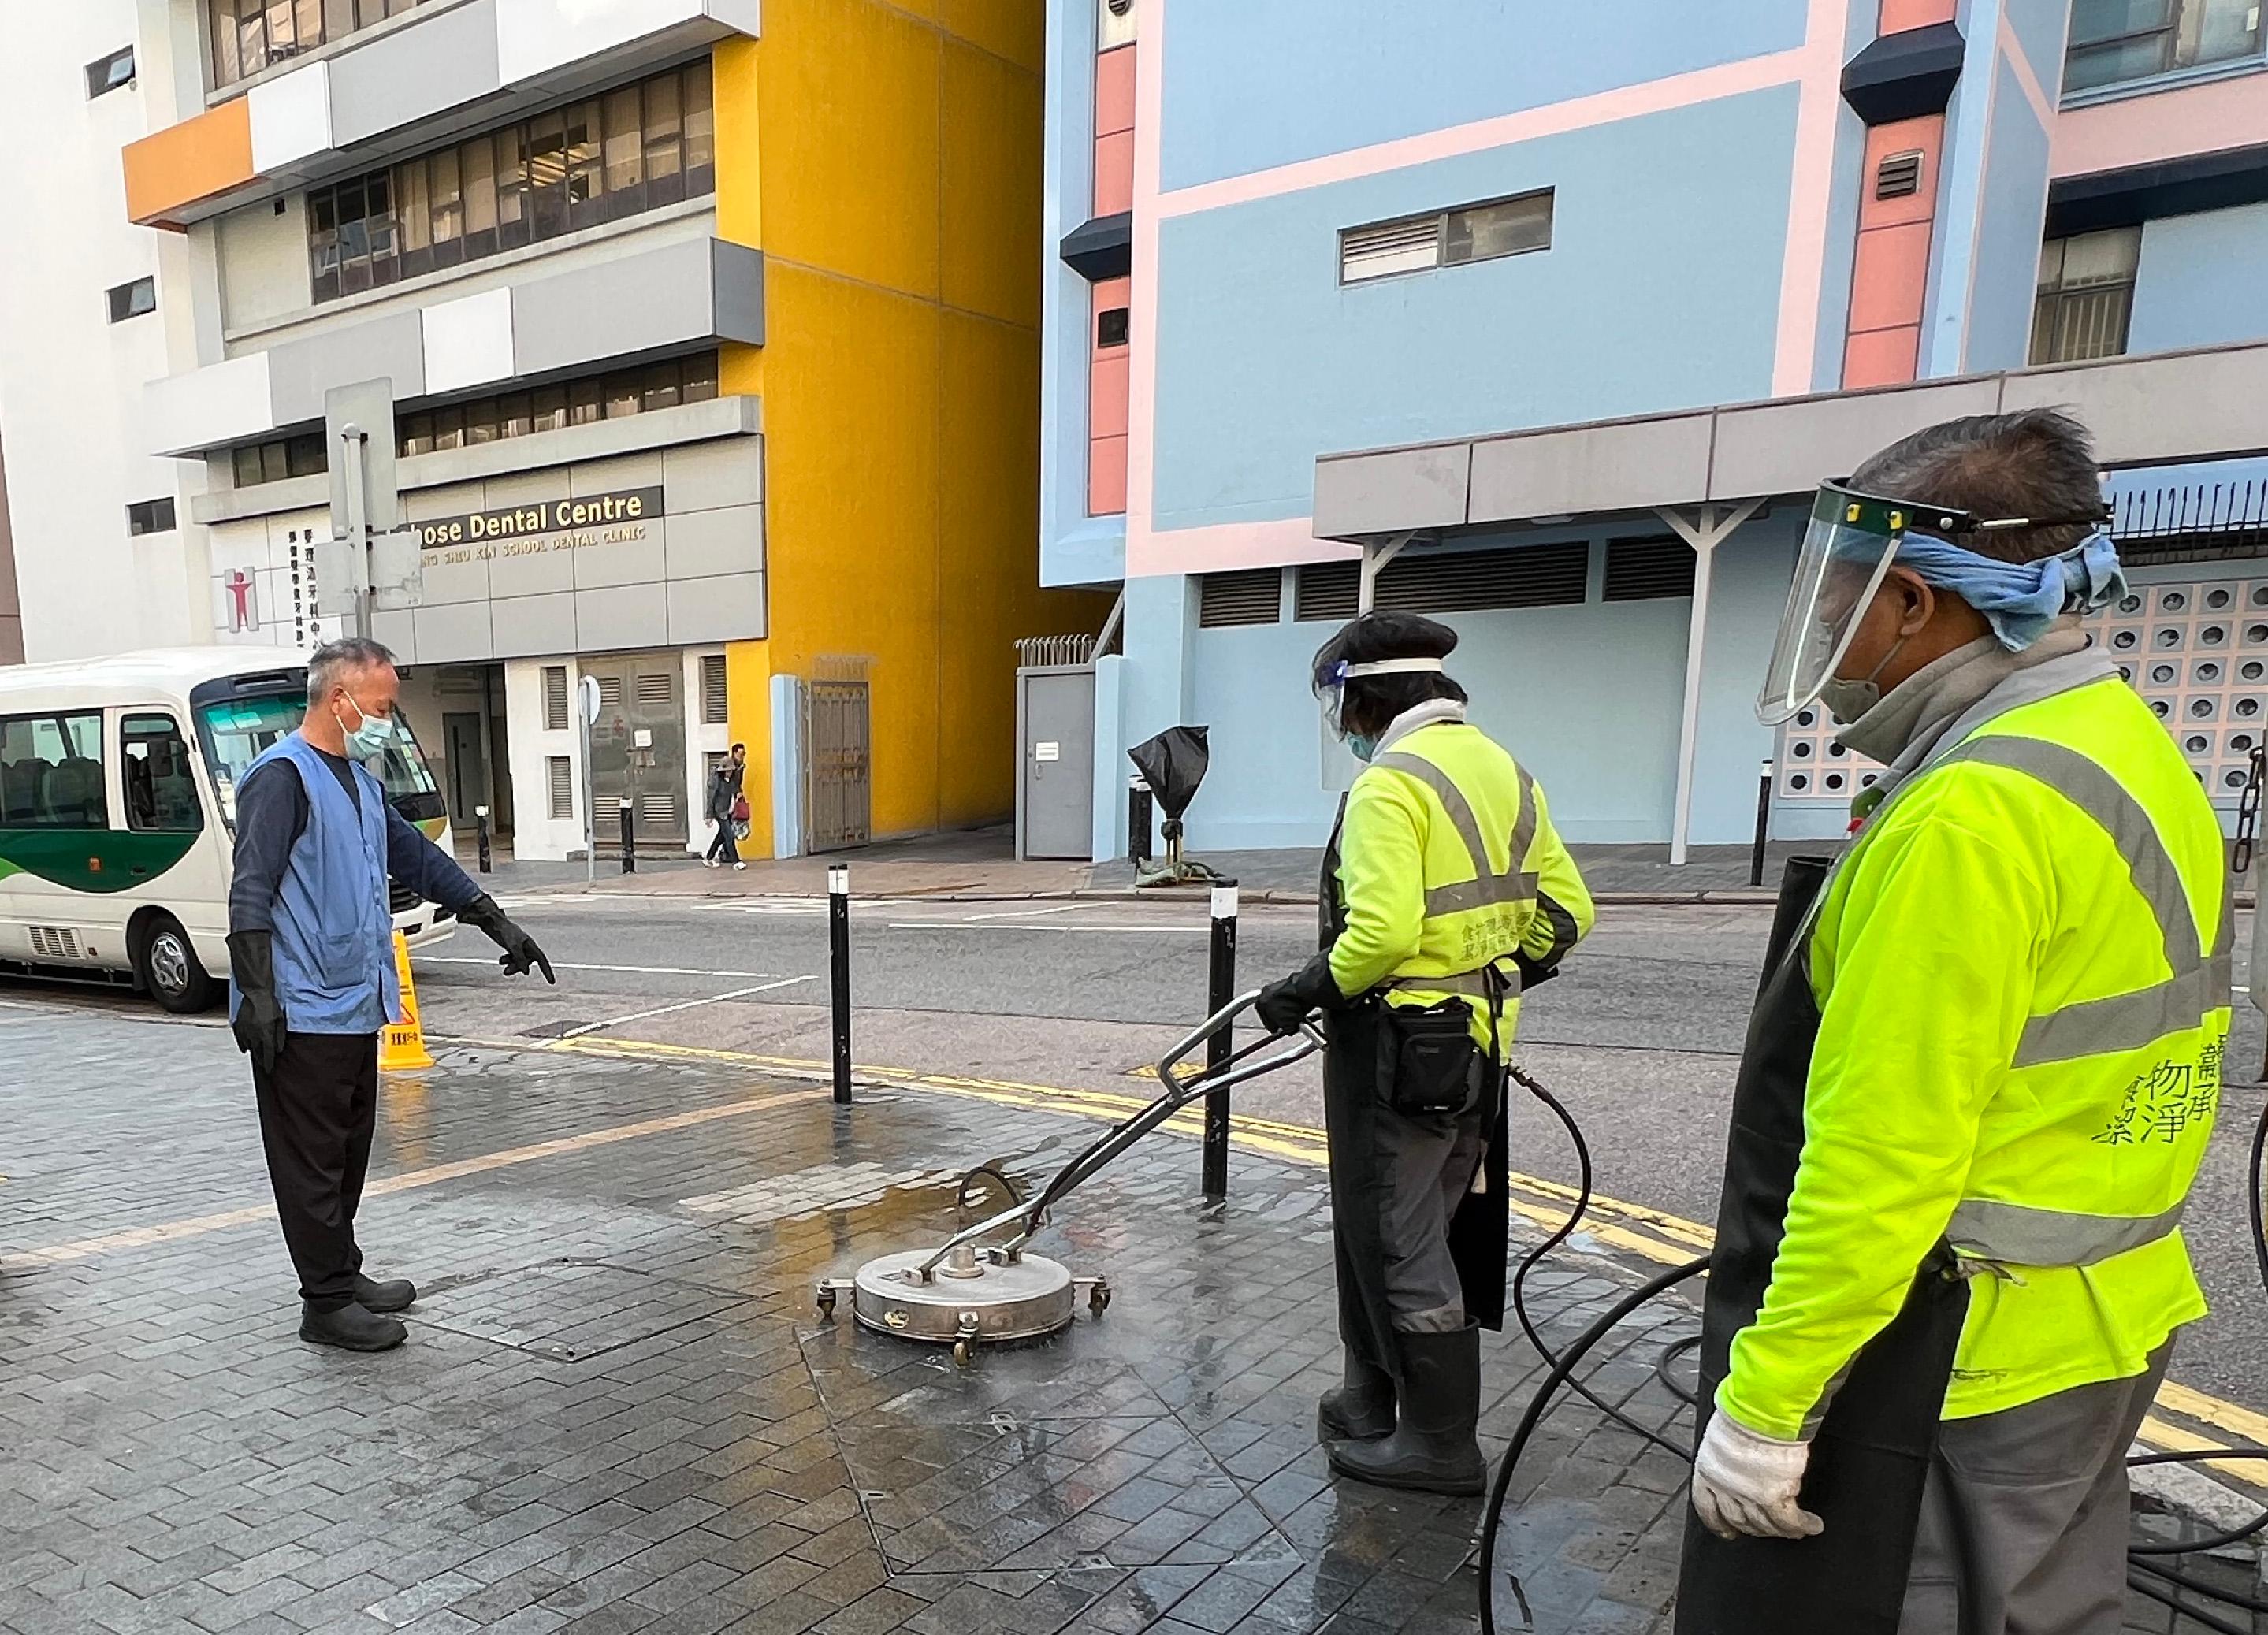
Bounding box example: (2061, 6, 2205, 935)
(1093, 46, 1135, 217)
(1841, 114, 1944, 390)
(122, 98, 256, 229)
(1089, 276, 1132, 515)
(1878, 0, 1958, 30)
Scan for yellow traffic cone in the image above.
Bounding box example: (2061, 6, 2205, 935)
(380, 929, 437, 1072)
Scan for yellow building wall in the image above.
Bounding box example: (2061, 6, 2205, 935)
(712, 0, 1107, 854)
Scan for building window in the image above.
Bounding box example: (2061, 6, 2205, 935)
(105, 277, 157, 323)
(209, 0, 429, 91)
(1340, 190, 1555, 285)
(2030, 228, 2141, 365)
(396, 352, 719, 458)
(85, 46, 136, 98)
(1096, 307, 1129, 347)
(0, 713, 108, 830)
(306, 58, 714, 303)
(126, 498, 177, 536)
(2064, 0, 2262, 92)
(230, 433, 329, 489)
(121, 714, 204, 834)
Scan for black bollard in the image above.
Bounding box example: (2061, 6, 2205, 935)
(1203, 883, 1237, 1198)
(1748, 760, 1773, 889)
(829, 864, 853, 1105)
(474, 805, 492, 874)
(619, 798, 635, 873)
(1128, 778, 1154, 866)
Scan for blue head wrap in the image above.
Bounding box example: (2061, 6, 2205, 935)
(1887, 529, 2127, 652)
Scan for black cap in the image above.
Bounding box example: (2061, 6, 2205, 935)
(1311, 611, 1458, 686)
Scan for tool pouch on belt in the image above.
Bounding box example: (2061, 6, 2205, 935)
(1377, 1000, 1485, 1117)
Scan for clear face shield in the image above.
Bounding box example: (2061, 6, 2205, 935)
(1313, 657, 1445, 739)
(1756, 485, 1964, 726)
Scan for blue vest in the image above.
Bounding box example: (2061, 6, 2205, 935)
(231, 734, 399, 1035)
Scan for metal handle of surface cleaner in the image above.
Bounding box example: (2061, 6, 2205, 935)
(907, 994, 1323, 1283)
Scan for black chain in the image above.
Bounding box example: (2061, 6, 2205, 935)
(2235, 743, 2266, 875)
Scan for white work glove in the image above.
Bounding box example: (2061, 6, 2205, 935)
(1690, 1408, 1823, 1541)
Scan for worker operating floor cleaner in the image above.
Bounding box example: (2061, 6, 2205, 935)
(1256, 609, 1595, 1496)
(1670, 408, 2233, 1633)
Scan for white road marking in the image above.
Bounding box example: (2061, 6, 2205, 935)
(418, 957, 794, 980)
(957, 902, 1091, 922)
(562, 975, 819, 1038)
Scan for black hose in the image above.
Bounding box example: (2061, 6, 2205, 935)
(1477, 1254, 1709, 1635)
(1653, 1332, 1703, 1409)
(1506, 1065, 1697, 1464)
(2125, 1566, 2251, 1635)
(2131, 1555, 2268, 1615)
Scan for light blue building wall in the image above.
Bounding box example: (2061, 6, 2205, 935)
(2130, 204, 2268, 355)
(1150, 90, 1801, 533)
(1156, 1, 1809, 191)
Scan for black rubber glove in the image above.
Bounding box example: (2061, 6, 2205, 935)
(1512, 953, 1560, 992)
(457, 894, 556, 983)
(1255, 951, 1345, 1036)
(226, 930, 288, 1075)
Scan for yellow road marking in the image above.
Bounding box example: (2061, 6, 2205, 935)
(2140, 1414, 2268, 1487)
(459, 1031, 2268, 1469)
(0, 1085, 822, 1273)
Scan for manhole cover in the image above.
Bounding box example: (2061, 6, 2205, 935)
(413, 1261, 764, 1359)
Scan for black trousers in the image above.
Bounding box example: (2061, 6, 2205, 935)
(251, 1031, 379, 1310)
(705, 823, 741, 864)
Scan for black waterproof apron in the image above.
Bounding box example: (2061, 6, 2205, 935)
(1673, 856, 1971, 1634)
(1318, 800, 1511, 1382)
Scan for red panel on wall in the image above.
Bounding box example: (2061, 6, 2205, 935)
(1844, 325, 1923, 390)
(1089, 436, 1128, 515)
(1095, 46, 1136, 138)
(1094, 130, 1134, 217)
(1848, 220, 1934, 332)
(1841, 113, 1945, 390)
(1089, 276, 1132, 517)
(1878, 0, 1957, 31)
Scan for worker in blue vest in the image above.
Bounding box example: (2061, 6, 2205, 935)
(229, 637, 553, 1352)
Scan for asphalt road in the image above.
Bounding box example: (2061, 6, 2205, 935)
(10, 885, 2268, 1412)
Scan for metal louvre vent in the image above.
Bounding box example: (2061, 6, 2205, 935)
(1603, 536, 1695, 601)
(597, 676, 625, 713)
(1381, 543, 1590, 613)
(543, 667, 569, 731)
(1198, 568, 1284, 627)
(547, 756, 574, 819)
(1876, 150, 1923, 200)
(1296, 563, 1359, 622)
(700, 655, 728, 724)
(640, 791, 679, 831)
(1340, 216, 1441, 284)
(28, 927, 82, 959)
(635, 672, 674, 709)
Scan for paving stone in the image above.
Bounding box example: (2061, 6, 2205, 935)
(1, 1010, 2241, 1635)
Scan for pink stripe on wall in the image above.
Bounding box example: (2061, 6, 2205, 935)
(2054, 71, 2268, 178)
(1133, 516, 1356, 578)
(1771, 0, 1853, 395)
(1156, 49, 1811, 221)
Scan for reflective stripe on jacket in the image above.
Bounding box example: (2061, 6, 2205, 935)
(1720, 673, 2230, 1438)
(1329, 720, 1596, 1044)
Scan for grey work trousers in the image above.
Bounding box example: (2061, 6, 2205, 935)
(1896, 1342, 2173, 1635)
(1373, 1100, 1490, 1333)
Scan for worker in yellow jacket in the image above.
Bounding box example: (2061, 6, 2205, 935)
(1675, 408, 2229, 1635)
(1256, 611, 1593, 1495)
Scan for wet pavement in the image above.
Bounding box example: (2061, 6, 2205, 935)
(0, 1001, 2251, 1633)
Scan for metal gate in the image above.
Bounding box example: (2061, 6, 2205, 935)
(582, 651, 689, 849)
(806, 678, 872, 852)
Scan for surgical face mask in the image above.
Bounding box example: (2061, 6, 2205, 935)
(1346, 733, 1380, 763)
(335, 692, 400, 761)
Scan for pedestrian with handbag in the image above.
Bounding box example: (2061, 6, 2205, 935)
(705, 741, 749, 870)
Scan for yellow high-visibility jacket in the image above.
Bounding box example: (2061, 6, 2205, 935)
(1329, 718, 1596, 1043)
(1720, 673, 2231, 1440)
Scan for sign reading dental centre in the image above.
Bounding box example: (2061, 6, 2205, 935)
(417, 485, 664, 565)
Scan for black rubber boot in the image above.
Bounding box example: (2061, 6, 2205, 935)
(1317, 1347, 1396, 1442)
(1327, 1324, 1485, 1494)
(353, 1274, 417, 1314)
(299, 1301, 407, 1352)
